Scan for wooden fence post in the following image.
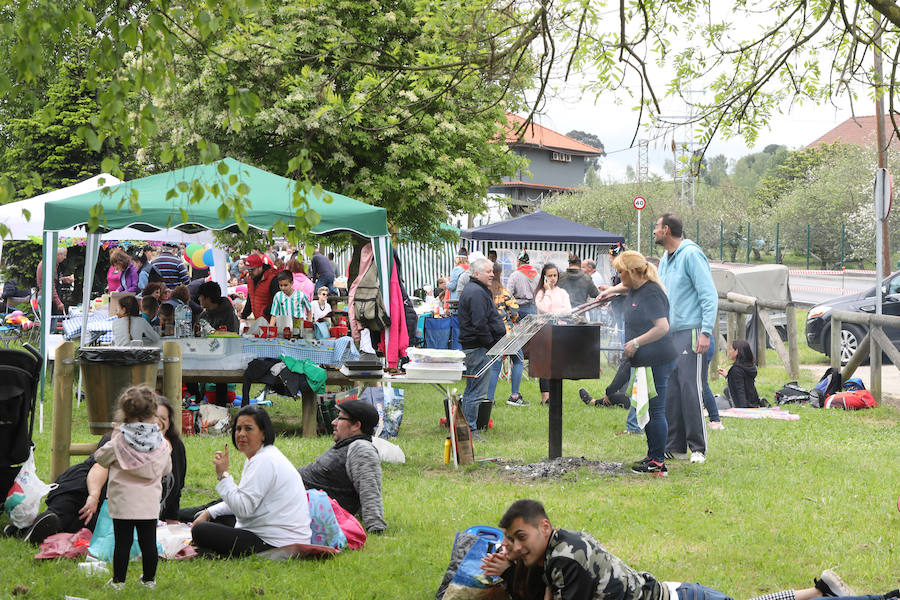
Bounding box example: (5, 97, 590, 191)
(50, 341, 76, 481)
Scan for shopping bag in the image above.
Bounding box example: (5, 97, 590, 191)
(314, 321, 331, 340)
(631, 367, 650, 430)
(88, 501, 142, 562)
(307, 489, 347, 550)
(436, 532, 507, 599)
(4, 446, 55, 528)
(329, 497, 367, 550)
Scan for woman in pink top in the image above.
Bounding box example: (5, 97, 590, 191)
(533, 263, 571, 404)
(287, 258, 315, 300)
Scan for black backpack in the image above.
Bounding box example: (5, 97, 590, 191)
(774, 381, 810, 405)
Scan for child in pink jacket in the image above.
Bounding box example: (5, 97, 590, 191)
(94, 385, 171, 590)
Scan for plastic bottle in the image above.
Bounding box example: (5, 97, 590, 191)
(174, 303, 191, 338)
(443, 437, 452, 464)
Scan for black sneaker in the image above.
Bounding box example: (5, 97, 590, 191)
(631, 458, 667, 476)
(506, 395, 529, 407)
(814, 570, 855, 597)
(579, 388, 594, 406)
(2, 523, 22, 538)
(23, 511, 62, 545)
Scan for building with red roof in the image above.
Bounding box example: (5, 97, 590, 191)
(806, 115, 900, 151)
(489, 113, 604, 214)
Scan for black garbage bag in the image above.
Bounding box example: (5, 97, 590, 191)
(78, 347, 161, 366)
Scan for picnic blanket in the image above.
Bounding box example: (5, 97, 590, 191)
(717, 406, 799, 421)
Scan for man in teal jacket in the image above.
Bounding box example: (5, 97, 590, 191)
(655, 213, 718, 464)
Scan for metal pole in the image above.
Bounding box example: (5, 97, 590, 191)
(627, 222, 631, 247)
(840, 223, 845, 269)
(719, 221, 724, 261)
(637, 209, 641, 253)
(548, 378, 563, 459)
(696, 221, 700, 244)
(775, 222, 780, 264)
(874, 27, 892, 277)
(745, 222, 751, 264)
(806, 224, 811, 270)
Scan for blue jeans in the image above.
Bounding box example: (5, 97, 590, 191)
(461, 347, 490, 431)
(676, 583, 734, 600)
(486, 350, 524, 402)
(517, 303, 536, 317)
(703, 340, 720, 421)
(624, 361, 674, 462)
(314, 274, 335, 295)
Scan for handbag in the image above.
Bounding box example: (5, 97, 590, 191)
(314, 321, 331, 340)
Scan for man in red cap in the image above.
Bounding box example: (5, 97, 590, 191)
(240, 253, 280, 324)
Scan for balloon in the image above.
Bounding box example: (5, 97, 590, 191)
(185, 243, 203, 257)
(202, 248, 214, 267)
(192, 248, 207, 268)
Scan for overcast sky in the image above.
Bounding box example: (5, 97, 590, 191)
(537, 84, 864, 180)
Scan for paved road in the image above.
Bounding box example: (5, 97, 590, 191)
(790, 272, 874, 306)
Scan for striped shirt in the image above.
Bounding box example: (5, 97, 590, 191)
(270, 290, 311, 320)
(149, 253, 190, 287)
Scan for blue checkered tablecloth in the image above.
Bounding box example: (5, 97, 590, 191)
(242, 336, 359, 367)
(62, 311, 116, 344)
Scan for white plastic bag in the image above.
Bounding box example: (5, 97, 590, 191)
(371, 437, 406, 464)
(4, 447, 56, 528)
(631, 367, 650, 430)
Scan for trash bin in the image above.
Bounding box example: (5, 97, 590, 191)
(78, 347, 162, 435)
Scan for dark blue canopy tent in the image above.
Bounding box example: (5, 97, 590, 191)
(460, 211, 624, 244)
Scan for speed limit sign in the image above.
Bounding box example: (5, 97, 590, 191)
(633, 196, 646, 210)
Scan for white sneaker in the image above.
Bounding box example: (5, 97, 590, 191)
(690, 451, 706, 464)
(106, 579, 125, 591)
(665, 452, 690, 461)
(140, 578, 156, 590)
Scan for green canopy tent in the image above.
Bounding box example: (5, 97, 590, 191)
(39, 158, 392, 423)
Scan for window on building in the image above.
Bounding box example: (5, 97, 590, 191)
(550, 151, 572, 162)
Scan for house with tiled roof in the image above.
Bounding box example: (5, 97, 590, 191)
(489, 113, 604, 214)
(807, 115, 900, 151)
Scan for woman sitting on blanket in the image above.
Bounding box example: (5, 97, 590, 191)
(717, 339, 762, 408)
(190, 407, 311, 557)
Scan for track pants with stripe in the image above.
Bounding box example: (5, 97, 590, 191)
(665, 328, 708, 455)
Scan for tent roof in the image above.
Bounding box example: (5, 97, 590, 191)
(0, 174, 122, 240)
(43, 158, 388, 238)
(460, 211, 624, 244)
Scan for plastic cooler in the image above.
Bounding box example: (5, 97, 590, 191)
(78, 347, 161, 435)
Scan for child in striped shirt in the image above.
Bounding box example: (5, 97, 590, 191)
(270, 271, 311, 326)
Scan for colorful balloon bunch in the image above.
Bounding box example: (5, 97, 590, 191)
(184, 243, 214, 269)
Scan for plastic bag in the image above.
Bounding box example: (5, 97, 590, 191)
(436, 532, 507, 600)
(4, 446, 55, 528)
(307, 489, 347, 549)
(78, 347, 161, 365)
(314, 321, 331, 340)
(329, 497, 367, 550)
(34, 528, 93, 560)
(88, 501, 151, 562)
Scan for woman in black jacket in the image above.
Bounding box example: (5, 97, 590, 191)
(717, 339, 761, 408)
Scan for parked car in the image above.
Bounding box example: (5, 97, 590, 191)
(805, 270, 900, 364)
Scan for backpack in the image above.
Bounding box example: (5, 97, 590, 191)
(814, 367, 842, 397)
(824, 390, 877, 410)
(842, 377, 865, 392)
(774, 381, 810, 405)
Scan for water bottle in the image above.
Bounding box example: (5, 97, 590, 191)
(175, 303, 191, 338)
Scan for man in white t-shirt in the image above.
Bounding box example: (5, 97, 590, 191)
(581, 258, 607, 290)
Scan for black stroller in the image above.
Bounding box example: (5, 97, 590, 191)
(0, 344, 42, 498)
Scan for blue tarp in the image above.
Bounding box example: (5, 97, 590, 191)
(460, 211, 624, 244)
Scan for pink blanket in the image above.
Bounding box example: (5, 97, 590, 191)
(718, 407, 799, 421)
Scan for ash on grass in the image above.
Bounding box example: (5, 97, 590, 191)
(496, 456, 623, 480)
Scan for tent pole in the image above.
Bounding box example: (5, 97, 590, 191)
(38, 232, 59, 433)
(76, 233, 102, 408)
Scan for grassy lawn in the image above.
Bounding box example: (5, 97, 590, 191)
(2, 325, 898, 599)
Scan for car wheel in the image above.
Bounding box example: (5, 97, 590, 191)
(839, 324, 866, 366)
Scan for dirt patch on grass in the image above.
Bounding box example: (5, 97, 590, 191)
(495, 456, 624, 481)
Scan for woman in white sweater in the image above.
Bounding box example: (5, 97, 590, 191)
(112, 296, 161, 346)
(191, 406, 311, 556)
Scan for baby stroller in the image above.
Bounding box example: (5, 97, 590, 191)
(0, 344, 42, 498)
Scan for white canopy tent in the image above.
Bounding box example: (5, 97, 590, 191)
(1, 176, 226, 431)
